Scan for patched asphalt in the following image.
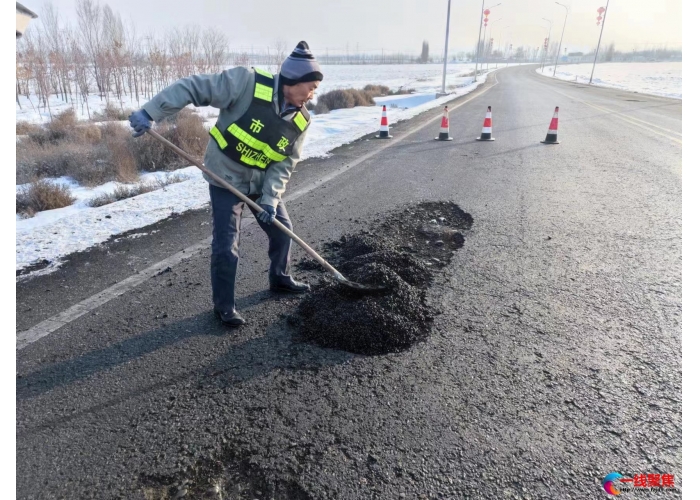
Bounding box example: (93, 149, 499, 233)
(16, 66, 682, 499)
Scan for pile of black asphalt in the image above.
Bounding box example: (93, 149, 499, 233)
(289, 201, 473, 355)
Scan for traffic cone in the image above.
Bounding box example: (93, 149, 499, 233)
(541, 106, 560, 144)
(434, 106, 453, 141)
(375, 105, 392, 139)
(476, 106, 494, 141)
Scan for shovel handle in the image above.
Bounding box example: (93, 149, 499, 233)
(145, 128, 343, 279)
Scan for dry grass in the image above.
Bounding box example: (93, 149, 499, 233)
(86, 182, 159, 207)
(315, 88, 376, 114)
(363, 84, 390, 97)
(86, 173, 189, 208)
(102, 122, 139, 183)
(91, 102, 134, 121)
(16, 179, 76, 217)
(17, 108, 209, 185)
(129, 110, 208, 172)
(312, 101, 329, 114)
(16, 121, 42, 135)
(17, 140, 109, 185)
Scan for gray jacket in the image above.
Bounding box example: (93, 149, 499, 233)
(142, 67, 307, 209)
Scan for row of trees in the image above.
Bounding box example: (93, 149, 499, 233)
(16, 0, 285, 119)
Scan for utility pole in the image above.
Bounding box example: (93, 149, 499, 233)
(541, 18, 552, 71)
(553, 2, 569, 76)
(590, 0, 610, 84)
(439, 0, 452, 96)
(474, 0, 485, 82)
(487, 18, 502, 71)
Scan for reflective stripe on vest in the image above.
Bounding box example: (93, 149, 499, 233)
(253, 68, 274, 102)
(226, 123, 286, 162)
(293, 112, 308, 132)
(209, 126, 228, 150)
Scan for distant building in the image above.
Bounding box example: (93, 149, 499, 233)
(16, 2, 37, 39)
(567, 52, 585, 63)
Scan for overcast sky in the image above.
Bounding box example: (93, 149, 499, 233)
(21, 0, 682, 55)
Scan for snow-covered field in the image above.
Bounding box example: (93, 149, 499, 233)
(17, 63, 502, 276)
(16, 63, 491, 125)
(537, 62, 681, 99)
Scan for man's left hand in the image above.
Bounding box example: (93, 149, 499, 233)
(256, 204, 276, 225)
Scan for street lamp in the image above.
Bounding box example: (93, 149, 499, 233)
(439, 0, 452, 96)
(553, 2, 569, 76)
(590, 0, 610, 84)
(541, 17, 552, 70)
(474, 0, 501, 82)
(486, 18, 502, 71)
(499, 25, 510, 67)
(479, 3, 501, 75)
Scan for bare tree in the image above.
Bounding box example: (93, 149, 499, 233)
(201, 29, 227, 74)
(102, 5, 129, 107)
(41, 3, 71, 102)
(70, 31, 93, 118)
(272, 38, 287, 74)
(182, 25, 201, 76)
(76, 0, 109, 98)
(420, 40, 429, 63)
(123, 19, 141, 105)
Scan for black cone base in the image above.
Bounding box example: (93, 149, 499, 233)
(375, 132, 393, 139)
(435, 133, 453, 141)
(540, 133, 559, 144)
(476, 134, 495, 141)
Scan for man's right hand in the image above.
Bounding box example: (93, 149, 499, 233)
(256, 204, 277, 225)
(128, 109, 152, 137)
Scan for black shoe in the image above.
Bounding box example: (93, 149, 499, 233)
(214, 309, 246, 327)
(270, 277, 311, 294)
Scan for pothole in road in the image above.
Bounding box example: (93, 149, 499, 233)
(289, 201, 473, 355)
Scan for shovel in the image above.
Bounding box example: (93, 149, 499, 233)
(145, 129, 386, 293)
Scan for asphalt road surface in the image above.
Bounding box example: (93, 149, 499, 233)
(16, 65, 682, 499)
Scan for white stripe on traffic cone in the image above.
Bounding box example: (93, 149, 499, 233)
(540, 106, 560, 144)
(434, 106, 453, 141)
(476, 106, 494, 141)
(375, 105, 392, 139)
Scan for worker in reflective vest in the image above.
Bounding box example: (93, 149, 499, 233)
(129, 41, 323, 327)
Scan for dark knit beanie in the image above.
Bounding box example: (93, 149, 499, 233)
(280, 41, 323, 86)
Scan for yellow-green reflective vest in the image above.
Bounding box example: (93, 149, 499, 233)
(209, 68, 310, 170)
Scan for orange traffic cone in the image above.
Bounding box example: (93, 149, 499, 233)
(476, 106, 494, 141)
(434, 106, 453, 141)
(375, 105, 392, 139)
(541, 106, 560, 144)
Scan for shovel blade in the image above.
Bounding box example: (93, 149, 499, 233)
(334, 275, 388, 294)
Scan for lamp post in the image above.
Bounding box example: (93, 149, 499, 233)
(439, 0, 452, 96)
(479, 3, 501, 74)
(541, 17, 552, 71)
(474, 0, 485, 82)
(499, 25, 510, 67)
(553, 2, 569, 76)
(486, 18, 502, 71)
(589, 0, 610, 84)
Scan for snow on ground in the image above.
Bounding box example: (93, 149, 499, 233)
(16, 167, 209, 273)
(537, 62, 681, 99)
(16, 63, 503, 276)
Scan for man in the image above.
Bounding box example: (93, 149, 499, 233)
(128, 41, 322, 327)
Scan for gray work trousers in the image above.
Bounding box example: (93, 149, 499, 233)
(209, 184, 293, 312)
